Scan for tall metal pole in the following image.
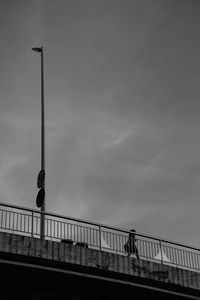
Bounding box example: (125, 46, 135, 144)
(40, 47, 45, 240)
(32, 46, 45, 240)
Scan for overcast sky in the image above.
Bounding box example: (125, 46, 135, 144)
(1, 0, 200, 247)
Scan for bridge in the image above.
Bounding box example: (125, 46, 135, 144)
(0, 202, 200, 299)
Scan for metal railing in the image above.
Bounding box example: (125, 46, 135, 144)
(0, 202, 200, 272)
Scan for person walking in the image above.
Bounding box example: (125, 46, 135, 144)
(124, 229, 140, 259)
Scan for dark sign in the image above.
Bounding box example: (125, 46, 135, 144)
(36, 188, 45, 208)
(37, 169, 45, 188)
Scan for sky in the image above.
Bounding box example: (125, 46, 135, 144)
(0, 0, 200, 247)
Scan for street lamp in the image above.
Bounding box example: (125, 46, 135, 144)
(32, 46, 45, 240)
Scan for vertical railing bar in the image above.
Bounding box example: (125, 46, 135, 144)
(79, 225, 81, 242)
(92, 228, 94, 246)
(160, 240, 163, 264)
(72, 224, 74, 241)
(190, 251, 193, 269)
(12, 212, 15, 233)
(149, 241, 152, 259)
(22, 214, 24, 233)
(182, 249, 186, 267)
(8, 211, 11, 230)
(22, 214, 24, 232)
(188, 251, 191, 268)
(58, 220, 60, 239)
(60, 221, 62, 239)
(99, 225, 102, 251)
(1, 210, 4, 228)
(61, 221, 63, 239)
(119, 234, 122, 252)
(69, 223, 71, 240)
(31, 211, 34, 238)
(49, 218, 51, 237)
(51, 219, 53, 238)
(24, 214, 26, 233)
(177, 248, 180, 266)
(0, 210, 2, 228)
(25, 215, 29, 232)
(35, 216, 37, 236)
(26, 214, 28, 233)
(176, 248, 179, 266)
(64, 222, 66, 239)
(2, 210, 5, 228)
(47, 218, 48, 237)
(191, 252, 195, 269)
(27, 214, 29, 233)
(197, 253, 200, 270)
(93, 228, 95, 247)
(193, 252, 197, 269)
(12, 212, 14, 231)
(116, 233, 119, 252)
(86, 227, 88, 245)
(20, 213, 22, 232)
(181, 249, 184, 267)
(83, 226, 85, 243)
(145, 240, 147, 259)
(184, 250, 188, 267)
(3, 210, 5, 229)
(50, 219, 52, 239)
(195, 253, 198, 270)
(24, 214, 26, 232)
(37, 216, 40, 236)
(16, 213, 18, 231)
(28, 214, 30, 233)
(47, 218, 49, 237)
(49, 219, 51, 238)
(5, 211, 7, 229)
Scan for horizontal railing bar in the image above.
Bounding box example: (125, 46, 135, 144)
(0, 202, 200, 252)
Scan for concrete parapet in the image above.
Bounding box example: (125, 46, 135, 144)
(0, 232, 200, 295)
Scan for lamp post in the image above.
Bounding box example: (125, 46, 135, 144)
(32, 46, 45, 240)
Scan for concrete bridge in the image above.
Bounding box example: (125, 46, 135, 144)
(0, 202, 200, 299)
(0, 231, 200, 299)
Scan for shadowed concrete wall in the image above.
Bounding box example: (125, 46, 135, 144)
(0, 232, 200, 299)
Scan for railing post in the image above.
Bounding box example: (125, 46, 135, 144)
(99, 225, 102, 251)
(31, 211, 34, 238)
(160, 239, 163, 264)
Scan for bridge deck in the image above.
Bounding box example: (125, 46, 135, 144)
(0, 232, 200, 299)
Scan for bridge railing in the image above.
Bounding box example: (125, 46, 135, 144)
(0, 202, 200, 272)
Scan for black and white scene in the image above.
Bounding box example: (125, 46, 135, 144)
(0, 1, 200, 299)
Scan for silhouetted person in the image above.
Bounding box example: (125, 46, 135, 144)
(124, 229, 139, 259)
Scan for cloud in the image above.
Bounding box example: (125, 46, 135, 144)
(1, 0, 200, 248)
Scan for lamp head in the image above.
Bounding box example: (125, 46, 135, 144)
(32, 47, 42, 53)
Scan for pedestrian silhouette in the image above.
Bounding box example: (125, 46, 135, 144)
(124, 229, 139, 259)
